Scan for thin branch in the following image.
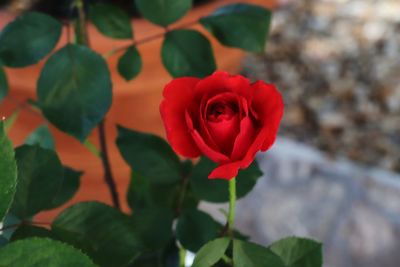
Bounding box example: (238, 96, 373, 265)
(103, 19, 200, 58)
(175, 175, 190, 216)
(98, 121, 121, 209)
(74, 0, 89, 45)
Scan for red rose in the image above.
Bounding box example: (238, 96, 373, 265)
(160, 71, 284, 179)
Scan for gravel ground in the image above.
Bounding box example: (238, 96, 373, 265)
(242, 0, 400, 172)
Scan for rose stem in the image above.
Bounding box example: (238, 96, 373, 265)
(98, 121, 121, 209)
(74, 0, 121, 209)
(228, 177, 237, 237)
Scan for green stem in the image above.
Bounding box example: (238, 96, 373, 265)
(179, 247, 186, 267)
(83, 139, 102, 158)
(73, 0, 88, 45)
(3, 108, 20, 133)
(176, 176, 189, 216)
(228, 177, 236, 237)
(221, 255, 233, 266)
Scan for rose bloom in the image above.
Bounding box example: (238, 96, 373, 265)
(160, 71, 284, 179)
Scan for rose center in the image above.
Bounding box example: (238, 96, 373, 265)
(204, 100, 240, 156)
(207, 102, 237, 122)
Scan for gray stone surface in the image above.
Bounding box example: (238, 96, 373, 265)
(200, 138, 400, 267)
(242, 0, 400, 172)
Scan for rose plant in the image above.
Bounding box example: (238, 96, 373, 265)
(0, 0, 323, 266)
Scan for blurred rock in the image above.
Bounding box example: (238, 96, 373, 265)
(242, 0, 400, 173)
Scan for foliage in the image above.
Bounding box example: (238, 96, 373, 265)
(0, 238, 97, 266)
(0, 67, 8, 101)
(162, 29, 216, 78)
(0, 12, 61, 67)
(118, 45, 142, 81)
(200, 4, 272, 53)
(0, 121, 17, 222)
(0, 1, 323, 266)
(89, 3, 133, 39)
(37, 44, 112, 141)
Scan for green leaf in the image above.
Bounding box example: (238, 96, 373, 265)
(116, 126, 181, 185)
(45, 166, 82, 210)
(25, 124, 55, 150)
(162, 29, 216, 78)
(134, 240, 179, 267)
(127, 171, 178, 211)
(133, 208, 174, 250)
(200, 3, 272, 52)
(117, 45, 142, 81)
(189, 157, 262, 203)
(127, 171, 198, 215)
(10, 225, 54, 242)
(89, 3, 133, 39)
(0, 12, 62, 67)
(0, 236, 7, 248)
(135, 0, 192, 27)
(0, 66, 8, 101)
(176, 209, 221, 252)
(178, 184, 200, 212)
(37, 44, 112, 141)
(52, 201, 143, 267)
(181, 159, 194, 177)
(0, 238, 97, 266)
(0, 121, 17, 222)
(233, 239, 285, 267)
(269, 237, 323, 267)
(192, 238, 230, 267)
(11, 145, 64, 219)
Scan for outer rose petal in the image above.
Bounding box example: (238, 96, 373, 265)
(208, 161, 242, 180)
(209, 131, 263, 179)
(230, 116, 256, 160)
(193, 71, 252, 101)
(251, 81, 284, 151)
(160, 77, 201, 158)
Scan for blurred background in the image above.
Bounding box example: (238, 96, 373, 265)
(0, 0, 399, 266)
(235, 1, 400, 267)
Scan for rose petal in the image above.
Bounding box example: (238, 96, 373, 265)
(208, 161, 242, 180)
(231, 116, 256, 160)
(251, 81, 284, 151)
(186, 111, 229, 163)
(197, 94, 220, 151)
(203, 92, 241, 155)
(160, 77, 201, 157)
(207, 115, 240, 155)
(193, 71, 252, 102)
